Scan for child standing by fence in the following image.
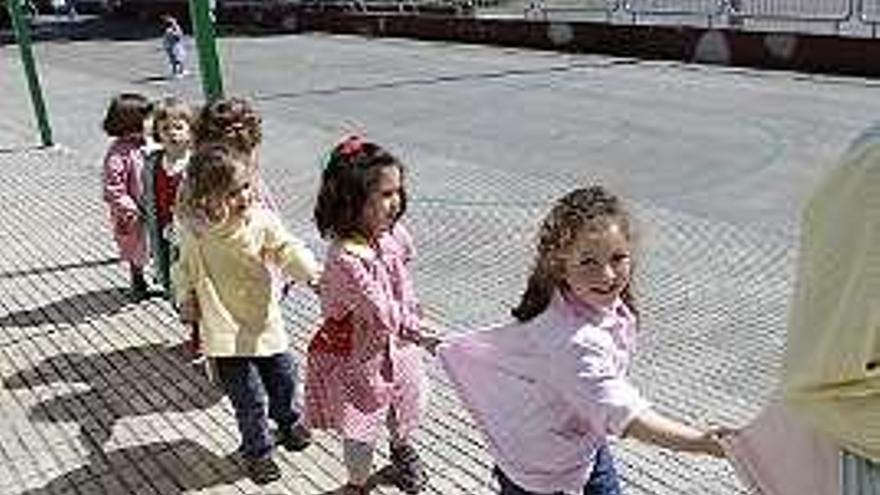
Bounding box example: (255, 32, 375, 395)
(439, 186, 723, 495)
(102, 93, 152, 301)
(304, 136, 431, 495)
(173, 143, 319, 485)
(142, 96, 194, 299)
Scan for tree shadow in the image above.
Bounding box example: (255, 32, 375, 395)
(17, 439, 245, 495)
(4, 342, 224, 449)
(0, 286, 132, 328)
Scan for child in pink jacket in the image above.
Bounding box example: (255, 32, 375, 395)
(305, 136, 431, 495)
(101, 93, 152, 300)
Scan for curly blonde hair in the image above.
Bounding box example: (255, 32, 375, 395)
(194, 96, 262, 153)
(511, 186, 637, 322)
(177, 143, 250, 222)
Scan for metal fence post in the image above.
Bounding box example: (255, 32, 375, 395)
(188, 0, 224, 102)
(8, 0, 53, 147)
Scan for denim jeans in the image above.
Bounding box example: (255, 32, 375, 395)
(495, 444, 621, 495)
(214, 352, 301, 459)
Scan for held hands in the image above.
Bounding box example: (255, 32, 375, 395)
(416, 333, 443, 355)
(693, 428, 729, 458)
(415, 318, 446, 355)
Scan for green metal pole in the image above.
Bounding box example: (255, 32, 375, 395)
(188, 0, 224, 102)
(8, 0, 53, 147)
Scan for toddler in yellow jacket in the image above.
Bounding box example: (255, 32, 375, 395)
(173, 142, 320, 485)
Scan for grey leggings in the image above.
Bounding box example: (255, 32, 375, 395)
(344, 407, 408, 485)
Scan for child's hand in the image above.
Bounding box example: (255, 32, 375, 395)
(307, 277, 321, 295)
(416, 333, 443, 356)
(697, 429, 727, 458)
(179, 295, 200, 324)
(115, 213, 138, 235)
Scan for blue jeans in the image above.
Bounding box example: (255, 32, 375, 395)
(214, 352, 302, 459)
(495, 444, 621, 495)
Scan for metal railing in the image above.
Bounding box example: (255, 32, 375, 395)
(301, 0, 880, 36)
(514, 0, 880, 35)
(860, 0, 880, 34)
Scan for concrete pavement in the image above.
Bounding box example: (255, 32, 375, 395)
(3, 29, 880, 494)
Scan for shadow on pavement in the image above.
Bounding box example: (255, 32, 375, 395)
(4, 342, 236, 492)
(0, 144, 49, 154)
(17, 439, 245, 495)
(0, 257, 120, 280)
(0, 16, 161, 45)
(0, 286, 131, 328)
(3, 341, 224, 447)
(316, 465, 399, 495)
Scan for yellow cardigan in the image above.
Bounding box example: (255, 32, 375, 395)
(782, 133, 880, 461)
(172, 208, 320, 357)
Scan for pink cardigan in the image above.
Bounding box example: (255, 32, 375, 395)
(102, 137, 147, 267)
(439, 293, 649, 494)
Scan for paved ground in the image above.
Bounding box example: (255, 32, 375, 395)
(2, 27, 880, 495)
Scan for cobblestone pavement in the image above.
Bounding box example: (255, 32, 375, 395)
(3, 31, 880, 495)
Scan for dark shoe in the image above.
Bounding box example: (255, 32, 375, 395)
(390, 444, 427, 494)
(337, 483, 368, 495)
(277, 422, 312, 452)
(130, 275, 149, 302)
(245, 455, 281, 485)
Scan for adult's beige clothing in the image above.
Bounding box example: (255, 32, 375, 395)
(782, 134, 880, 461)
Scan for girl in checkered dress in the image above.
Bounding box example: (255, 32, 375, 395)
(305, 136, 432, 495)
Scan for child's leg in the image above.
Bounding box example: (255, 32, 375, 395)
(214, 357, 273, 459)
(156, 236, 172, 297)
(343, 439, 375, 487)
(582, 444, 621, 495)
(255, 352, 311, 451)
(214, 356, 280, 484)
(187, 323, 203, 361)
(387, 406, 427, 494)
(130, 263, 148, 300)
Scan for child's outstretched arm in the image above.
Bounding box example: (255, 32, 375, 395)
(623, 409, 725, 457)
(262, 212, 322, 288)
(558, 338, 724, 458)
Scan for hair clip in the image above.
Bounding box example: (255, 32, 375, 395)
(338, 134, 365, 157)
(224, 122, 245, 135)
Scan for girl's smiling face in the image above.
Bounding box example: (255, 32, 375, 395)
(361, 166, 402, 239)
(560, 221, 632, 310)
(157, 117, 191, 148)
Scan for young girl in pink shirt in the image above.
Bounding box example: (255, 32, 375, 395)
(439, 186, 724, 495)
(304, 135, 431, 495)
(101, 93, 152, 301)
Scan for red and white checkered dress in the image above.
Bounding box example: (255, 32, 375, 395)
(304, 223, 427, 444)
